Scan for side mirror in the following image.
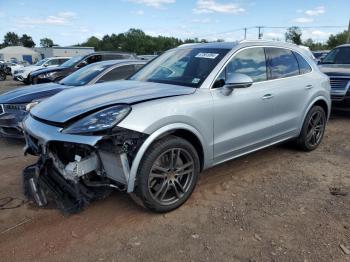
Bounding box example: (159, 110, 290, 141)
(221, 73, 253, 96)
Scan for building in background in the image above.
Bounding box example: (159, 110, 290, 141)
(33, 46, 94, 59)
(0, 46, 41, 64)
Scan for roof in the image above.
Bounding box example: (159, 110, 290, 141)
(177, 40, 306, 50)
(337, 44, 350, 48)
(51, 46, 94, 50)
(87, 59, 146, 67)
(0, 46, 39, 55)
(178, 42, 237, 49)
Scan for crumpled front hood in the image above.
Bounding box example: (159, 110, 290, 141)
(319, 64, 350, 77)
(31, 80, 196, 124)
(0, 83, 66, 104)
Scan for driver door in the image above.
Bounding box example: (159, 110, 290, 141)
(212, 47, 276, 164)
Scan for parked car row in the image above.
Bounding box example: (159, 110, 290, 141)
(2, 40, 348, 215)
(13, 57, 71, 83)
(0, 59, 146, 137)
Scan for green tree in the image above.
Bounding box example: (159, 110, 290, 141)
(285, 27, 302, 45)
(40, 38, 55, 47)
(3, 32, 20, 46)
(20, 34, 35, 47)
(81, 36, 100, 50)
(327, 30, 348, 49)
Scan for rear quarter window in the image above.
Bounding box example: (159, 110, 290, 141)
(293, 52, 312, 74)
(267, 48, 299, 79)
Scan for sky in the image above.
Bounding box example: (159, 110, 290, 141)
(0, 0, 349, 46)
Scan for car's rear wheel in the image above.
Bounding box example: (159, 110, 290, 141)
(135, 135, 200, 213)
(297, 105, 326, 151)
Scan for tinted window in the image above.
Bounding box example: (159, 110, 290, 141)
(46, 59, 60, 66)
(99, 65, 135, 82)
(86, 55, 102, 64)
(294, 52, 312, 74)
(224, 47, 267, 82)
(103, 54, 132, 60)
(58, 58, 69, 65)
(60, 56, 83, 67)
(135, 64, 144, 71)
(322, 47, 350, 64)
(130, 48, 229, 88)
(268, 48, 299, 79)
(59, 62, 110, 86)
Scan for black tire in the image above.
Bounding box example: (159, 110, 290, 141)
(135, 135, 200, 213)
(0, 72, 6, 81)
(296, 105, 326, 151)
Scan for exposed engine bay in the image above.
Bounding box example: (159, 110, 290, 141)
(23, 127, 148, 214)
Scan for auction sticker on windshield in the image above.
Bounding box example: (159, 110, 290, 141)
(195, 53, 219, 59)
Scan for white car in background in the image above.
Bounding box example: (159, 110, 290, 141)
(13, 57, 70, 84)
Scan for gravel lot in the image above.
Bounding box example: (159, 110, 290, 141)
(0, 79, 349, 262)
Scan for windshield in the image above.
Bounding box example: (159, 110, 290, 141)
(59, 62, 110, 86)
(35, 58, 49, 66)
(60, 56, 83, 67)
(322, 47, 350, 64)
(129, 47, 230, 87)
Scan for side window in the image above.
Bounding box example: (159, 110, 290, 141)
(98, 65, 135, 82)
(103, 54, 128, 60)
(268, 48, 299, 79)
(225, 47, 267, 83)
(293, 52, 312, 74)
(46, 59, 59, 66)
(86, 55, 102, 64)
(135, 64, 144, 71)
(58, 58, 69, 65)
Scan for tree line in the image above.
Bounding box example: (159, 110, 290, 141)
(285, 26, 349, 50)
(0, 32, 57, 48)
(1, 27, 348, 54)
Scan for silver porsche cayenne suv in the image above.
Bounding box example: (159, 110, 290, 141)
(22, 41, 331, 213)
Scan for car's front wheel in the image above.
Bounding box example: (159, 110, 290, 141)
(135, 135, 200, 213)
(297, 105, 326, 151)
(0, 72, 6, 81)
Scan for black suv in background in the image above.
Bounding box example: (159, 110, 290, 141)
(29, 52, 137, 84)
(319, 44, 350, 110)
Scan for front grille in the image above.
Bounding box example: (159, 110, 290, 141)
(330, 78, 350, 90)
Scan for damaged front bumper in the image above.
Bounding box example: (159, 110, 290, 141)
(23, 115, 147, 213)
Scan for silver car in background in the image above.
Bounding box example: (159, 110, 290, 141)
(22, 41, 331, 213)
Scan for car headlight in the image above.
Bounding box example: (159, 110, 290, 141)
(25, 101, 40, 111)
(38, 72, 55, 78)
(62, 105, 131, 134)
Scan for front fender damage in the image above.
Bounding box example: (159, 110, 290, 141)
(23, 127, 148, 214)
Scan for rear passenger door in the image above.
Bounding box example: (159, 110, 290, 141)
(265, 47, 314, 140)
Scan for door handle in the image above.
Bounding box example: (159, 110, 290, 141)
(305, 84, 314, 90)
(262, 94, 274, 100)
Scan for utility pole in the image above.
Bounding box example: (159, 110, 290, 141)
(244, 28, 247, 40)
(347, 19, 350, 43)
(257, 26, 263, 39)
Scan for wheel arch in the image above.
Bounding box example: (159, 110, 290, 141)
(299, 96, 331, 133)
(127, 123, 208, 193)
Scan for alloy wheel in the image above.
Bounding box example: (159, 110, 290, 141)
(306, 110, 325, 147)
(148, 148, 195, 206)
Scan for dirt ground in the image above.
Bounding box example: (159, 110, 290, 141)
(0, 79, 349, 262)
